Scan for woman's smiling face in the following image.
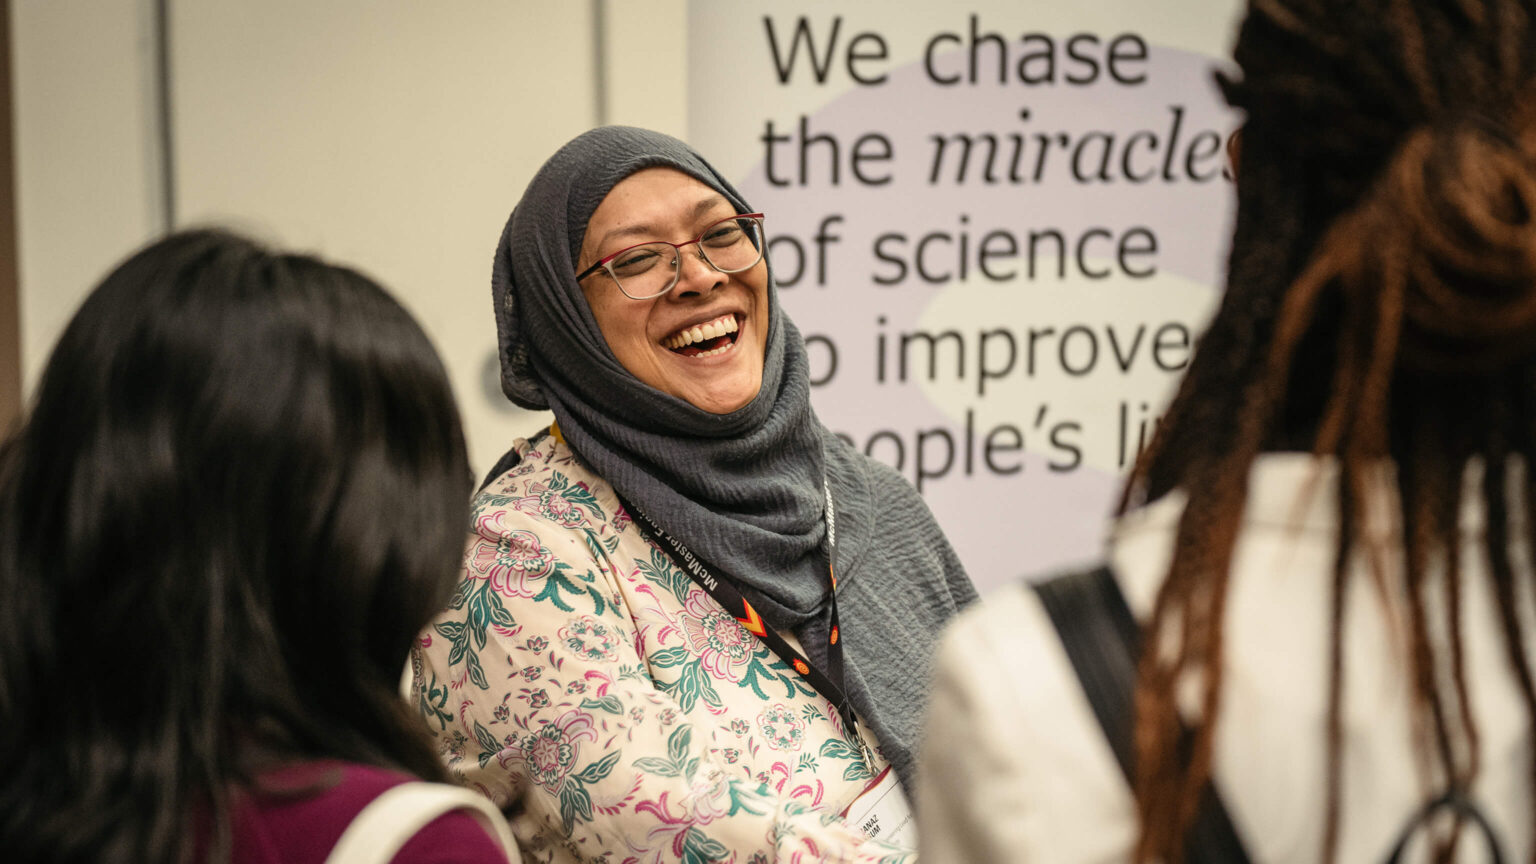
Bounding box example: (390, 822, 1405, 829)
(576, 168, 770, 414)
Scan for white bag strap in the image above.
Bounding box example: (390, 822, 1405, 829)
(324, 781, 519, 864)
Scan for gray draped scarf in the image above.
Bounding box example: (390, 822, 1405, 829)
(490, 126, 972, 791)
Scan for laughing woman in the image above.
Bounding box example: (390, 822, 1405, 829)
(411, 127, 974, 862)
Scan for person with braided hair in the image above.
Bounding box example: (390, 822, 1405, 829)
(918, 1, 1536, 861)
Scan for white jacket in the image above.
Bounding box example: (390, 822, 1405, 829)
(918, 454, 1532, 862)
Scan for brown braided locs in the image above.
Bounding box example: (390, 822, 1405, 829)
(1122, 1, 1536, 861)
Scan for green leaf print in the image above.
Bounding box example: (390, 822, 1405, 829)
(822, 736, 874, 782)
(582, 582, 609, 617)
(580, 696, 624, 715)
(465, 650, 489, 691)
(558, 783, 594, 832)
(442, 630, 468, 668)
(650, 646, 691, 668)
(467, 592, 495, 651)
(631, 756, 681, 778)
(575, 750, 621, 784)
(440, 582, 510, 689)
(637, 547, 692, 600)
(843, 760, 875, 783)
(472, 720, 501, 769)
(632, 724, 695, 779)
(666, 724, 692, 765)
(680, 828, 730, 864)
(417, 671, 455, 732)
(659, 661, 720, 713)
(547, 471, 605, 520)
(474, 492, 519, 515)
(819, 738, 860, 761)
(737, 656, 793, 701)
(581, 530, 609, 571)
(700, 676, 724, 709)
(488, 599, 515, 628)
(725, 784, 773, 818)
(531, 566, 592, 613)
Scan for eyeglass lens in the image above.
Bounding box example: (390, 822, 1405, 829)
(610, 216, 764, 300)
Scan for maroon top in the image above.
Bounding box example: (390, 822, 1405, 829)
(229, 761, 508, 864)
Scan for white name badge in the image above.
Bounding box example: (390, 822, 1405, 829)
(842, 766, 917, 848)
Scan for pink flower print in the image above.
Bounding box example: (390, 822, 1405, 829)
(528, 689, 551, 709)
(515, 486, 586, 529)
(493, 703, 511, 723)
(560, 615, 621, 662)
(729, 719, 750, 736)
(468, 523, 555, 598)
(520, 709, 597, 793)
(542, 492, 583, 527)
(687, 770, 733, 825)
(680, 592, 754, 682)
(523, 666, 542, 682)
(723, 748, 740, 764)
(658, 708, 676, 726)
(630, 706, 646, 724)
(566, 680, 586, 695)
(526, 636, 549, 653)
(523, 726, 574, 792)
(757, 703, 806, 752)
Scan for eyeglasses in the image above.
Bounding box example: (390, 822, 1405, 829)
(576, 213, 766, 300)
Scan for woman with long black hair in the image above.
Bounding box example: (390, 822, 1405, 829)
(0, 230, 514, 863)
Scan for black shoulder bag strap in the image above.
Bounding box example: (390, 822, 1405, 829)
(1383, 790, 1506, 863)
(1033, 565, 1253, 864)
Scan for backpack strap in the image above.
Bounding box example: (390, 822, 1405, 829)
(323, 781, 520, 864)
(1383, 789, 1506, 864)
(1033, 565, 1253, 864)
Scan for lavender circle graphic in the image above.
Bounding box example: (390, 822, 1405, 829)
(727, 40, 1237, 588)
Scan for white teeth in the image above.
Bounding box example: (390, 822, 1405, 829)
(664, 314, 739, 350)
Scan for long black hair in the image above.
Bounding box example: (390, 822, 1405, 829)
(1122, 1, 1536, 861)
(0, 230, 473, 863)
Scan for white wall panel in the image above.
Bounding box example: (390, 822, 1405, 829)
(12, 0, 164, 396)
(170, 0, 605, 473)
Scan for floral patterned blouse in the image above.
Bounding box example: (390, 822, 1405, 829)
(412, 430, 912, 864)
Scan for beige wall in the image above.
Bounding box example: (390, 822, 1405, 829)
(11, 0, 165, 403)
(0, 0, 19, 432)
(11, 0, 687, 474)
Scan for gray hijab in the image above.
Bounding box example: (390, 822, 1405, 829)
(492, 125, 844, 624)
(491, 126, 967, 791)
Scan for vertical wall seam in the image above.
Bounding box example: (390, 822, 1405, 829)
(592, 0, 608, 126)
(153, 0, 175, 231)
(0, 0, 21, 426)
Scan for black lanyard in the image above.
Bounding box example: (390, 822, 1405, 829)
(618, 480, 858, 736)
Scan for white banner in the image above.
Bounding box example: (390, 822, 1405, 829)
(689, 1, 1242, 591)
